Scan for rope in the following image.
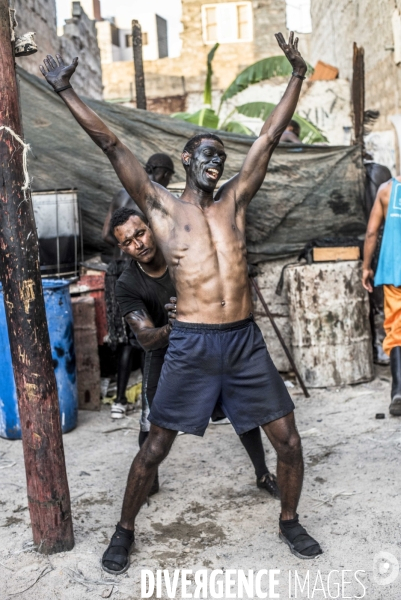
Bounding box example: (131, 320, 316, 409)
(0, 126, 31, 202)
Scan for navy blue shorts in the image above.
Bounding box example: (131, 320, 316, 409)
(148, 316, 295, 436)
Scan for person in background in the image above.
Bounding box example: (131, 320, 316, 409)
(363, 152, 392, 365)
(102, 154, 175, 258)
(279, 119, 301, 143)
(102, 154, 175, 419)
(362, 176, 401, 416)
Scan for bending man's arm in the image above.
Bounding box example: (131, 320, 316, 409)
(39, 55, 152, 214)
(362, 186, 386, 292)
(125, 310, 171, 352)
(221, 33, 306, 207)
(124, 298, 177, 352)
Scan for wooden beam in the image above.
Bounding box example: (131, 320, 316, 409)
(0, 0, 74, 553)
(352, 42, 365, 145)
(132, 19, 147, 110)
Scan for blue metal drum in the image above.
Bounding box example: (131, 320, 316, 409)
(0, 279, 78, 439)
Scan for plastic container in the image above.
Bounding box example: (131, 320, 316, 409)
(0, 279, 78, 439)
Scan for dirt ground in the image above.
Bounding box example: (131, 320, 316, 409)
(0, 365, 400, 600)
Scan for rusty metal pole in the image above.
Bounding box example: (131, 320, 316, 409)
(132, 19, 147, 109)
(250, 277, 310, 398)
(0, 0, 74, 553)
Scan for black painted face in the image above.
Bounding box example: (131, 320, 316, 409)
(183, 140, 226, 192)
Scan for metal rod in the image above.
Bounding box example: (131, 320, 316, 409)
(250, 276, 310, 398)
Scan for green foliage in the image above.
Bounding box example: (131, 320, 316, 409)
(220, 120, 254, 135)
(220, 56, 313, 104)
(236, 102, 328, 143)
(290, 113, 328, 144)
(172, 108, 219, 129)
(235, 102, 276, 121)
(171, 53, 325, 143)
(204, 43, 219, 106)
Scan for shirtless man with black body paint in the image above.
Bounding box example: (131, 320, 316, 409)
(110, 205, 282, 498)
(40, 32, 322, 572)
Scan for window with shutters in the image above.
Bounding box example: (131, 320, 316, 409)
(202, 2, 253, 44)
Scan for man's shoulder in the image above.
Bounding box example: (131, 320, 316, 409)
(115, 260, 141, 290)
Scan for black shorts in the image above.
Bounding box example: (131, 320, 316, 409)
(148, 316, 295, 436)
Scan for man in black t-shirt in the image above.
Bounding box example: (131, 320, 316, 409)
(103, 153, 175, 419)
(112, 206, 281, 498)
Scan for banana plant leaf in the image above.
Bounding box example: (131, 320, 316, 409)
(172, 108, 219, 129)
(220, 56, 313, 104)
(235, 102, 276, 121)
(235, 102, 328, 143)
(204, 43, 219, 106)
(291, 113, 328, 144)
(220, 120, 254, 135)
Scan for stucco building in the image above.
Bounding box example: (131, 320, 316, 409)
(100, 0, 311, 113)
(310, 0, 401, 171)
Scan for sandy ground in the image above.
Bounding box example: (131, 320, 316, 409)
(0, 365, 401, 600)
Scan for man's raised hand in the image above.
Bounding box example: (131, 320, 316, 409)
(274, 32, 307, 76)
(39, 54, 78, 91)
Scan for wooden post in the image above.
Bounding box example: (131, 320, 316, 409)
(352, 42, 365, 145)
(132, 19, 147, 110)
(0, 0, 74, 553)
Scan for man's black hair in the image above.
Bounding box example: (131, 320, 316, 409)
(110, 207, 148, 232)
(289, 119, 301, 135)
(183, 133, 224, 156)
(145, 153, 175, 174)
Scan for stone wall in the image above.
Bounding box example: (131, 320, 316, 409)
(14, 0, 59, 76)
(310, 0, 401, 135)
(59, 4, 103, 99)
(14, 0, 102, 100)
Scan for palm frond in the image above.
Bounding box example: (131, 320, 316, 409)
(204, 43, 219, 106)
(221, 56, 313, 104)
(220, 120, 254, 135)
(236, 102, 328, 143)
(291, 114, 328, 144)
(172, 108, 219, 129)
(236, 102, 277, 121)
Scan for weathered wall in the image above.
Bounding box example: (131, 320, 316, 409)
(310, 0, 401, 134)
(102, 0, 311, 107)
(14, 0, 102, 99)
(59, 6, 103, 99)
(14, 0, 58, 76)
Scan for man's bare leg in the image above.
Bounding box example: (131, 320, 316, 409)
(261, 411, 303, 518)
(120, 424, 177, 529)
(102, 424, 177, 574)
(262, 412, 322, 559)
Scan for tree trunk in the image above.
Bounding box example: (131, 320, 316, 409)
(0, 0, 74, 554)
(132, 19, 147, 110)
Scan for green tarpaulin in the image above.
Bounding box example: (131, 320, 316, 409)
(19, 67, 365, 263)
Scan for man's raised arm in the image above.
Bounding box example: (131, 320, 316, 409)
(39, 55, 152, 214)
(223, 33, 307, 207)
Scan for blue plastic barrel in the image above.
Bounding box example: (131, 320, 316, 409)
(0, 279, 78, 439)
